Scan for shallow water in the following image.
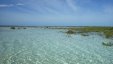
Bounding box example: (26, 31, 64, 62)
(0, 27, 113, 64)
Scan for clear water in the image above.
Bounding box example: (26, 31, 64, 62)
(0, 27, 113, 64)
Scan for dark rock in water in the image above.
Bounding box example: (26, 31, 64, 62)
(102, 41, 113, 46)
(10, 27, 15, 29)
(18, 27, 21, 29)
(81, 33, 89, 36)
(23, 27, 26, 29)
(66, 30, 75, 34)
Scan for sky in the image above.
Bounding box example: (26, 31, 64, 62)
(0, 0, 113, 26)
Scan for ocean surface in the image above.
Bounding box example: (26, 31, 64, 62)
(0, 27, 113, 64)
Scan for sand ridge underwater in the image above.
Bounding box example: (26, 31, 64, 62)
(0, 27, 113, 64)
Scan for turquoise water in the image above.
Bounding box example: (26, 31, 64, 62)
(0, 27, 113, 64)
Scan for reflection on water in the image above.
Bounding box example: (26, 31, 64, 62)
(0, 27, 113, 64)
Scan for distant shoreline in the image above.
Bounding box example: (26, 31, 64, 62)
(0, 25, 113, 27)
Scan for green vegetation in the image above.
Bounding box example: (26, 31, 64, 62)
(65, 27, 113, 38)
(10, 26, 15, 29)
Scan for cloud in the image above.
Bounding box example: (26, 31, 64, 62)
(0, 3, 24, 8)
(16, 3, 24, 6)
(45, 7, 59, 14)
(66, 0, 78, 11)
(0, 4, 13, 7)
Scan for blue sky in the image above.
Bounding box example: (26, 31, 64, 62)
(0, 0, 113, 26)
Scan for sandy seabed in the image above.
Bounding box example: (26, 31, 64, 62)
(0, 27, 113, 64)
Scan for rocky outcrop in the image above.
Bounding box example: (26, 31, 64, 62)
(102, 40, 113, 46)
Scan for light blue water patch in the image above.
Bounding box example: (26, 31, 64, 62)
(0, 27, 113, 64)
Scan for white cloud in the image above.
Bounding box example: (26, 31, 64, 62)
(66, 0, 77, 11)
(0, 4, 13, 7)
(0, 3, 24, 8)
(16, 3, 24, 6)
(45, 7, 59, 15)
